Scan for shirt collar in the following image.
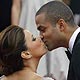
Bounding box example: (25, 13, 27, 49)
(69, 27, 80, 53)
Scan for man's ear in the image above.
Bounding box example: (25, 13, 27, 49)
(21, 51, 32, 59)
(57, 19, 66, 32)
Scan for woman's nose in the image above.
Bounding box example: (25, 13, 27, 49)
(37, 37, 43, 42)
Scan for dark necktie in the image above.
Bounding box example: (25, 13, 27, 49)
(65, 49, 72, 61)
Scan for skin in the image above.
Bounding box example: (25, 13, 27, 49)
(2, 30, 48, 80)
(11, 0, 21, 25)
(24, 30, 48, 58)
(35, 13, 77, 51)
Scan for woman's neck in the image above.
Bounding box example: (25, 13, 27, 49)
(24, 57, 40, 72)
(2, 58, 41, 80)
(2, 67, 42, 80)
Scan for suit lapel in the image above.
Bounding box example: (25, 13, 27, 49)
(66, 32, 80, 61)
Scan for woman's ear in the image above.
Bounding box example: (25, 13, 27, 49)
(21, 51, 32, 59)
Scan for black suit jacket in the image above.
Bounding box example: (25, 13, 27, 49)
(67, 33, 80, 80)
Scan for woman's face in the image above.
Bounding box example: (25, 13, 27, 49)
(24, 30, 48, 57)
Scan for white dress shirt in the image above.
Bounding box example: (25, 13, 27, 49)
(69, 27, 80, 53)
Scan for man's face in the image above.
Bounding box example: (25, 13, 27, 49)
(35, 13, 62, 51)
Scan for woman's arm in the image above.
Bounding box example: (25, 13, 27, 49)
(11, 0, 21, 25)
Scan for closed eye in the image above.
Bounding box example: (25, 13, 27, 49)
(32, 35, 36, 41)
(38, 26, 45, 32)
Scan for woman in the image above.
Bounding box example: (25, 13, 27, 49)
(0, 25, 54, 80)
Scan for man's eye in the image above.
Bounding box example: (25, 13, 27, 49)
(40, 28, 45, 32)
(38, 26, 45, 32)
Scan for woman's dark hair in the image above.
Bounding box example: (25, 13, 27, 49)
(0, 25, 27, 76)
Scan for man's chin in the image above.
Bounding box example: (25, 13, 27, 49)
(45, 44, 54, 51)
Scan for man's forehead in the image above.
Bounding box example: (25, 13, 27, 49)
(36, 13, 45, 21)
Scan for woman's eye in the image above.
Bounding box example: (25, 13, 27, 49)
(32, 35, 36, 41)
(32, 37, 36, 41)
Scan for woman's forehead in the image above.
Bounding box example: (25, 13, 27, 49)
(24, 29, 30, 33)
(23, 30, 33, 42)
(24, 29, 32, 35)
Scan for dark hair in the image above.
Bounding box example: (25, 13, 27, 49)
(0, 25, 27, 76)
(36, 1, 76, 26)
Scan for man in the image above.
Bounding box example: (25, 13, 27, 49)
(35, 1, 80, 80)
